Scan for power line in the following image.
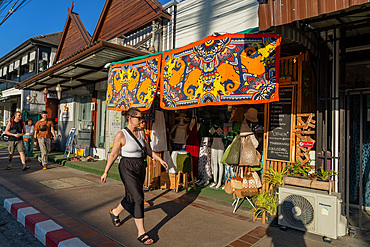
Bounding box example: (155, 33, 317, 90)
(0, 0, 32, 26)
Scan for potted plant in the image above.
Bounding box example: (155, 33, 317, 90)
(264, 167, 288, 193)
(251, 190, 279, 226)
(284, 161, 337, 194)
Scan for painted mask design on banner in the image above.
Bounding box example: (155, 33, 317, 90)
(160, 33, 281, 109)
(107, 55, 161, 111)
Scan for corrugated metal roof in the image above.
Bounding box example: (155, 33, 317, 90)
(259, 0, 370, 32)
(31, 32, 62, 46)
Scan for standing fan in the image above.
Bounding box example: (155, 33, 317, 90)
(281, 194, 314, 228)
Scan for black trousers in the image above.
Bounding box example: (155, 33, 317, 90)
(119, 156, 146, 219)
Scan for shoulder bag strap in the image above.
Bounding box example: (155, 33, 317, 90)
(124, 127, 145, 152)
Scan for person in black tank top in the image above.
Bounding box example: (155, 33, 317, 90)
(4, 111, 29, 171)
(100, 107, 168, 245)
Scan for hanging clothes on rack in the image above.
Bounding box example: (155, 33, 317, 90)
(186, 120, 200, 177)
(198, 137, 212, 186)
(150, 110, 167, 152)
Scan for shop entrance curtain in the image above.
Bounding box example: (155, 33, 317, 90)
(160, 33, 281, 110)
(107, 55, 161, 111)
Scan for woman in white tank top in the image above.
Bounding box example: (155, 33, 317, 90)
(101, 107, 168, 245)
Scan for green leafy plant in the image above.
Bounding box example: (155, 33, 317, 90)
(264, 167, 288, 188)
(251, 190, 279, 218)
(286, 160, 312, 178)
(316, 167, 338, 181)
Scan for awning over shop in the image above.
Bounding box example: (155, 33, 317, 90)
(160, 33, 281, 110)
(16, 41, 148, 93)
(107, 54, 161, 111)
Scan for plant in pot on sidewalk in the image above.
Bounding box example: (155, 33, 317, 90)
(251, 190, 279, 226)
(263, 166, 288, 193)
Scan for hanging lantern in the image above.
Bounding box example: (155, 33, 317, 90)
(56, 84, 62, 99)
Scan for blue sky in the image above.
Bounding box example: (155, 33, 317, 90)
(0, 0, 171, 58)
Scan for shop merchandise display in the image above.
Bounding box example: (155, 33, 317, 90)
(170, 113, 189, 150)
(150, 110, 167, 152)
(163, 151, 176, 173)
(186, 117, 200, 177)
(210, 137, 224, 188)
(198, 137, 213, 186)
(146, 106, 263, 196)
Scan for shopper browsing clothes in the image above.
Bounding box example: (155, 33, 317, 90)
(4, 111, 30, 171)
(34, 111, 57, 170)
(101, 107, 168, 245)
(24, 118, 34, 162)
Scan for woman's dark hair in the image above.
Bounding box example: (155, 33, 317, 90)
(26, 118, 33, 124)
(122, 107, 141, 121)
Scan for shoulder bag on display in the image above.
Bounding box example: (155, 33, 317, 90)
(39, 121, 48, 131)
(124, 127, 147, 161)
(224, 174, 233, 194)
(222, 134, 241, 165)
(239, 135, 260, 166)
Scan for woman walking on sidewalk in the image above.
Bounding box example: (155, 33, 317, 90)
(101, 107, 168, 245)
(24, 118, 34, 162)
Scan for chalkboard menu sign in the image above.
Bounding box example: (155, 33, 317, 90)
(267, 86, 294, 162)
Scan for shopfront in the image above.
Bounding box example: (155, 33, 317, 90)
(105, 33, 308, 193)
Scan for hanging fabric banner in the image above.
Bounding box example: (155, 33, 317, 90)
(107, 55, 161, 111)
(160, 33, 281, 110)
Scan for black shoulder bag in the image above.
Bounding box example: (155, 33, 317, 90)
(39, 120, 48, 131)
(124, 127, 147, 161)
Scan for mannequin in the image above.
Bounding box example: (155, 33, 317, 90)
(210, 137, 224, 188)
(170, 113, 188, 151)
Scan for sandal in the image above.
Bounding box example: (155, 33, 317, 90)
(6, 166, 11, 170)
(109, 209, 121, 227)
(23, 165, 30, 171)
(137, 233, 154, 245)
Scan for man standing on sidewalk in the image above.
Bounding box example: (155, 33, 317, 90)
(5, 111, 30, 171)
(34, 111, 57, 170)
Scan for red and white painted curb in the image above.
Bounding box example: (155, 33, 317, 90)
(3, 197, 89, 247)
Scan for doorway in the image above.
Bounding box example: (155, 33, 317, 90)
(346, 89, 370, 231)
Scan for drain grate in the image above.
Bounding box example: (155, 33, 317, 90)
(40, 177, 95, 190)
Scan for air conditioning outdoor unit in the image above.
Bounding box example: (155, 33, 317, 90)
(278, 185, 347, 239)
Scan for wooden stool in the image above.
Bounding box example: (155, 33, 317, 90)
(175, 170, 196, 192)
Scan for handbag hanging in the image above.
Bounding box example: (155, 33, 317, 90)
(239, 135, 260, 167)
(240, 170, 258, 197)
(222, 134, 241, 165)
(230, 166, 243, 190)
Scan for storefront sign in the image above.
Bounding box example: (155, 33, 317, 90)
(107, 110, 122, 153)
(298, 141, 314, 148)
(160, 33, 281, 110)
(59, 102, 74, 122)
(107, 55, 161, 111)
(267, 86, 294, 162)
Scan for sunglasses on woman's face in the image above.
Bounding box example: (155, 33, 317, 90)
(131, 116, 144, 120)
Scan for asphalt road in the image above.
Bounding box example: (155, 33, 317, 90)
(0, 199, 43, 247)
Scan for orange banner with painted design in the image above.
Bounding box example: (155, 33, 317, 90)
(160, 33, 281, 110)
(107, 55, 161, 111)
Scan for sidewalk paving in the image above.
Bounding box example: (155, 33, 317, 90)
(0, 148, 369, 247)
